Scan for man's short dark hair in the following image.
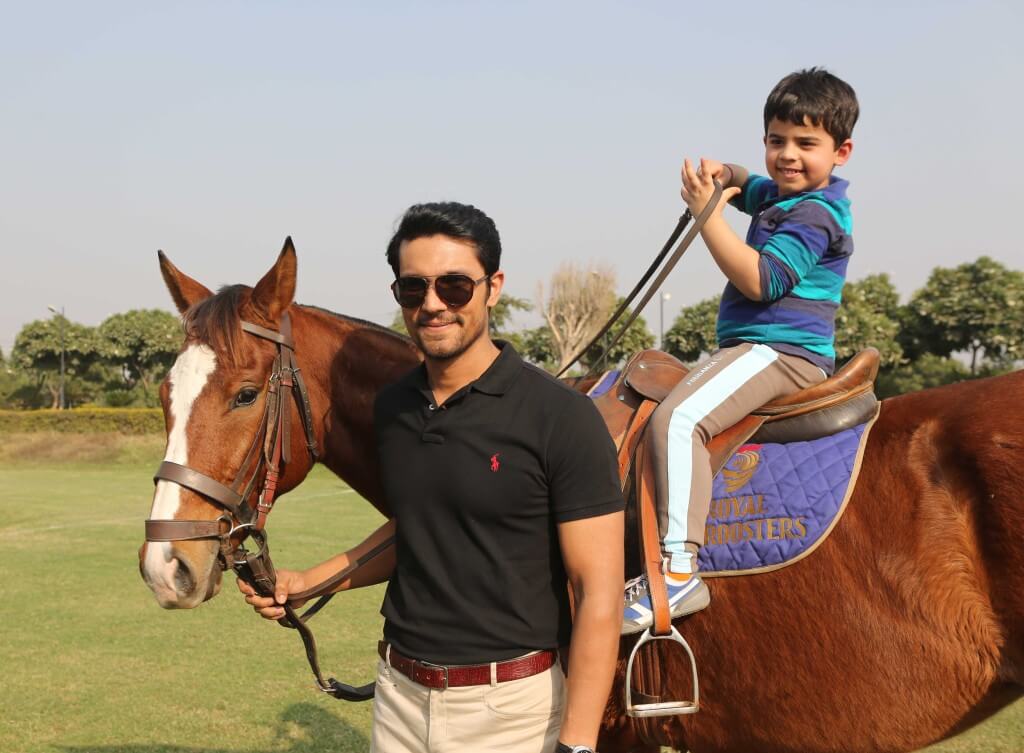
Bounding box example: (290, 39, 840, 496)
(764, 67, 859, 146)
(386, 202, 502, 277)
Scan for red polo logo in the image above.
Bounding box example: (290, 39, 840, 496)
(490, 453, 500, 472)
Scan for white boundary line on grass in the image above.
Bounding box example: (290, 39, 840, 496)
(0, 488, 357, 539)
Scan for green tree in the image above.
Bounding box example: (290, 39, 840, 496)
(875, 353, 972, 399)
(389, 310, 409, 337)
(519, 326, 556, 371)
(11, 316, 105, 408)
(0, 348, 26, 408)
(663, 297, 719, 364)
(490, 294, 531, 336)
(582, 298, 655, 370)
(0, 345, 39, 409)
(662, 276, 903, 370)
(490, 294, 532, 353)
(899, 256, 1024, 373)
(99, 309, 183, 394)
(834, 274, 902, 368)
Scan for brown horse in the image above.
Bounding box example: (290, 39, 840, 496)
(138, 241, 418, 608)
(139, 246, 1024, 753)
(598, 366, 1024, 753)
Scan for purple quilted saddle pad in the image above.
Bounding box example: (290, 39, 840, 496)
(584, 370, 871, 576)
(586, 369, 620, 397)
(697, 422, 871, 576)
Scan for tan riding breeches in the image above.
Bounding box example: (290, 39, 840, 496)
(648, 343, 825, 573)
(370, 659, 565, 753)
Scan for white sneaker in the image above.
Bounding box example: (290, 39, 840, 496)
(622, 573, 710, 635)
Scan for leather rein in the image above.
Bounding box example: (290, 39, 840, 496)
(144, 312, 378, 702)
(556, 180, 724, 380)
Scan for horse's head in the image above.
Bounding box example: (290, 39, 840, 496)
(139, 239, 320, 608)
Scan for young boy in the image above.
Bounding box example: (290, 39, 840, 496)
(623, 67, 858, 633)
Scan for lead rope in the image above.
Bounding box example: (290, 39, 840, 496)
(238, 312, 375, 698)
(234, 528, 396, 701)
(278, 533, 397, 701)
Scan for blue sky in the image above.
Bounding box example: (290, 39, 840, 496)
(2, 1, 1021, 354)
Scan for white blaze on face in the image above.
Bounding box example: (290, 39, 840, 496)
(143, 344, 217, 593)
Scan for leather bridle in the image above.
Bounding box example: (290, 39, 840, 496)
(144, 312, 378, 702)
(146, 313, 318, 571)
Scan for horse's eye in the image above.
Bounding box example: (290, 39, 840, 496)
(234, 388, 259, 407)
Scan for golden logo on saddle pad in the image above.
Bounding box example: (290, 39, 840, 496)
(722, 448, 760, 493)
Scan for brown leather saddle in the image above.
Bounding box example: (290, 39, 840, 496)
(591, 347, 880, 719)
(596, 347, 880, 482)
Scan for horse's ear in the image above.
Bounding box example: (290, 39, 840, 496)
(158, 250, 214, 314)
(250, 237, 297, 321)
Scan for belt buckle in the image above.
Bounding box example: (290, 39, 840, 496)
(418, 660, 449, 690)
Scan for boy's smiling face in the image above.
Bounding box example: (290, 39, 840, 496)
(764, 117, 852, 195)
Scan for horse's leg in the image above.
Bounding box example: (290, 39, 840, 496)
(598, 706, 666, 753)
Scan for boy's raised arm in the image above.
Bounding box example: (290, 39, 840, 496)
(682, 157, 762, 300)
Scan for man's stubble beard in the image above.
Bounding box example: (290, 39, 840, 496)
(412, 314, 489, 364)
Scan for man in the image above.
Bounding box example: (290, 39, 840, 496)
(240, 201, 625, 752)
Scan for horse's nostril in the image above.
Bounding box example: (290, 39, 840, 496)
(174, 557, 196, 596)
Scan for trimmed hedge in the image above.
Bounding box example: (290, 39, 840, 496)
(0, 408, 164, 435)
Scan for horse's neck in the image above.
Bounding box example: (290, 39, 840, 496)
(292, 306, 420, 515)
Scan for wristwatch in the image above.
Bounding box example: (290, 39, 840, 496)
(556, 744, 595, 753)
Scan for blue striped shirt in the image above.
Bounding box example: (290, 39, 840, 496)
(717, 174, 853, 374)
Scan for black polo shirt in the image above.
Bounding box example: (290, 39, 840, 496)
(374, 342, 623, 665)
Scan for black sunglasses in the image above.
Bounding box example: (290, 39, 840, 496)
(391, 274, 490, 309)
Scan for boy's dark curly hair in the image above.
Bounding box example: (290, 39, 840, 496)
(764, 67, 859, 145)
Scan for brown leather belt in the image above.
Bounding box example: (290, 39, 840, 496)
(378, 642, 556, 690)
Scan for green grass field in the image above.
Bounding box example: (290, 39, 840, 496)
(2, 434, 1022, 753)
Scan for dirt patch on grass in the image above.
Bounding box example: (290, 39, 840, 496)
(0, 433, 165, 466)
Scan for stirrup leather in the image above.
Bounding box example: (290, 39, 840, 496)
(625, 439, 700, 716)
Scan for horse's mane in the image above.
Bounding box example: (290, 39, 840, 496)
(302, 304, 413, 346)
(181, 286, 413, 366)
(182, 285, 249, 365)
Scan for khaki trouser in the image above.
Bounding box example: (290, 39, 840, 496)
(370, 657, 565, 753)
(648, 343, 826, 573)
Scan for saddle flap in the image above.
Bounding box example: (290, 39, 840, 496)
(622, 350, 689, 403)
